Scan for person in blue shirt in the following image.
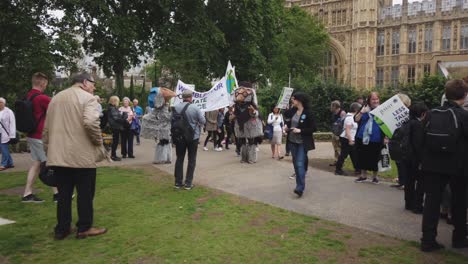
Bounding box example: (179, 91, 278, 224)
(133, 99, 144, 145)
(353, 92, 385, 185)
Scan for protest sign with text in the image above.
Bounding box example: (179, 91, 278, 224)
(370, 95, 410, 138)
(276, 87, 294, 109)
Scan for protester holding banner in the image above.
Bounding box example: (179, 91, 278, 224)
(267, 107, 284, 160)
(286, 92, 316, 198)
(354, 92, 384, 184)
(203, 110, 219, 151)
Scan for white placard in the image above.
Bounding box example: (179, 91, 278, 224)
(174, 78, 230, 112)
(276, 87, 294, 109)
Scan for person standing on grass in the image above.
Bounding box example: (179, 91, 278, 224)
(420, 80, 468, 251)
(119, 97, 135, 158)
(0, 97, 16, 171)
(285, 92, 317, 198)
(215, 108, 225, 151)
(22, 72, 58, 203)
(335, 102, 360, 176)
(203, 109, 218, 151)
(353, 92, 385, 185)
(43, 72, 108, 240)
(267, 107, 284, 160)
(133, 99, 143, 145)
(173, 90, 206, 190)
(330, 100, 346, 167)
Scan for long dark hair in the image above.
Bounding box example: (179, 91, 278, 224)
(292, 92, 310, 110)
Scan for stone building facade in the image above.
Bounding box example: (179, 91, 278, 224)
(285, 0, 468, 89)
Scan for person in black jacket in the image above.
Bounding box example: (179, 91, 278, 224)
(224, 106, 235, 150)
(107, 96, 127, 161)
(420, 79, 468, 252)
(403, 102, 428, 214)
(285, 92, 317, 197)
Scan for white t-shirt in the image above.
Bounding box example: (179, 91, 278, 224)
(267, 113, 284, 132)
(340, 113, 358, 141)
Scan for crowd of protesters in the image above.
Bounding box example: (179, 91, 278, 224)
(2, 72, 468, 251)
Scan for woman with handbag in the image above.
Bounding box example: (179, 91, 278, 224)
(267, 107, 284, 160)
(119, 97, 135, 158)
(0, 97, 16, 171)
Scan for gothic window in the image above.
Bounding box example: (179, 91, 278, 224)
(323, 51, 340, 80)
(461, 24, 468, 50)
(376, 68, 384, 88)
(391, 66, 399, 87)
(408, 28, 417, 53)
(442, 25, 452, 51)
(424, 26, 433, 52)
(377, 31, 385, 56)
(407, 66, 416, 84)
(424, 64, 431, 75)
(392, 31, 400, 55)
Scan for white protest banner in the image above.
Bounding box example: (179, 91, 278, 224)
(370, 95, 409, 138)
(276, 87, 294, 109)
(174, 77, 230, 112)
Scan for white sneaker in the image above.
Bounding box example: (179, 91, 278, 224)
(289, 173, 295, 180)
(215, 147, 222, 152)
(203, 147, 208, 151)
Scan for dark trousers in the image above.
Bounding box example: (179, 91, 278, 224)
(396, 161, 408, 186)
(335, 137, 358, 172)
(111, 130, 120, 158)
(55, 167, 96, 234)
(216, 129, 225, 148)
(421, 171, 467, 244)
(136, 133, 140, 144)
(120, 129, 134, 157)
(403, 160, 424, 210)
(225, 127, 233, 149)
(204, 131, 217, 148)
(174, 139, 199, 186)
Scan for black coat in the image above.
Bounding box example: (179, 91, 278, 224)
(287, 108, 317, 151)
(108, 105, 126, 131)
(421, 101, 468, 175)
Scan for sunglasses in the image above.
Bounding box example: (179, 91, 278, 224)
(86, 79, 96, 84)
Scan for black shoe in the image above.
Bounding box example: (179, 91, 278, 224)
(372, 178, 380, 185)
(21, 194, 44, 203)
(335, 170, 347, 176)
(111, 156, 122, 161)
(128, 155, 135, 159)
(174, 184, 182, 190)
(412, 207, 423, 214)
(293, 189, 303, 198)
(391, 184, 404, 188)
(354, 177, 367, 183)
(53, 193, 59, 203)
(329, 162, 337, 167)
(452, 239, 468, 249)
(122, 155, 127, 159)
(421, 241, 445, 252)
(54, 229, 73, 240)
(184, 184, 195, 190)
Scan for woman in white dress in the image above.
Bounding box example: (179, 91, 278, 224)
(267, 107, 284, 160)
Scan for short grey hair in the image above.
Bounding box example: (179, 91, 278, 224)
(71, 72, 93, 84)
(123, 97, 130, 102)
(349, 102, 361, 113)
(0, 97, 5, 104)
(133, 99, 138, 103)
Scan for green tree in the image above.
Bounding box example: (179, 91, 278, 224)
(57, 0, 168, 95)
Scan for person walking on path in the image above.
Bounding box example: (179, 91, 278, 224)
(173, 90, 206, 190)
(215, 108, 225, 151)
(224, 106, 235, 150)
(22, 72, 58, 203)
(330, 101, 346, 167)
(267, 107, 284, 160)
(420, 80, 468, 251)
(335, 102, 360, 176)
(285, 92, 317, 198)
(203, 110, 218, 151)
(107, 96, 127, 161)
(119, 97, 135, 158)
(133, 99, 143, 145)
(43, 72, 108, 240)
(0, 97, 16, 171)
(353, 92, 385, 185)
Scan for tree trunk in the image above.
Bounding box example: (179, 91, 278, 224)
(113, 63, 124, 98)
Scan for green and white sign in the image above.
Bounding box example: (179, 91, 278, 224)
(370, 95, 409, 138)
(276, 87, 294, 109)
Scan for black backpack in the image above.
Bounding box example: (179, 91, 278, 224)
(15, 94, 43, 133)
(171, 103, 194, 144)
(424, 107, 460, 154)
(388, 121, 412, 161)
(332, 111, 345, 136)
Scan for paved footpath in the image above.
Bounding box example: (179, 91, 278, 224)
(3, 138, 467, 254)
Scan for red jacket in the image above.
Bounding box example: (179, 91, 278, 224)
(26, 89, 51, 139)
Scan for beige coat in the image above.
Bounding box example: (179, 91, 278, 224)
(205, 110, 218, 131)
(43, 84, 108, 168)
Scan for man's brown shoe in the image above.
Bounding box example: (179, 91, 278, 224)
(54, 228, 76, 240)
(76, 227, 107, 239)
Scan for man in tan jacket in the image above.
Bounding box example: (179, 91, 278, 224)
(43, 72, 108, 240)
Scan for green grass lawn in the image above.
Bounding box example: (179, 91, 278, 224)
(0, 167, 466, 264)
(343, 159, 399, 180)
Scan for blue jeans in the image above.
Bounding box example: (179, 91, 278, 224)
(0, 143, 13, 167)
(290, 143, 308, 193)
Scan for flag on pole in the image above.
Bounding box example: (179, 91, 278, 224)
(225, 60, 238, 95)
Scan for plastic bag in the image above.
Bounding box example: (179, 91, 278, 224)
(378, 145, 392, 172)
